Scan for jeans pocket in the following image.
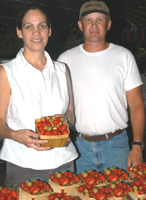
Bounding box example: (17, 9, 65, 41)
(108, 131, 129, 148)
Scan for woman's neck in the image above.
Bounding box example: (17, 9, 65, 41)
(23, 50, 47, 71)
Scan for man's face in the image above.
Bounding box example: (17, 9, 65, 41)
(78, 12, 111, 44)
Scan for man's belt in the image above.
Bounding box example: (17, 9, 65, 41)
(76, 129, 123, 142)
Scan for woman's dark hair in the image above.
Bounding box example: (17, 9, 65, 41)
(17, 4, 51, 30)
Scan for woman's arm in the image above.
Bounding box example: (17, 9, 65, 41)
(0, 65, 50, 150)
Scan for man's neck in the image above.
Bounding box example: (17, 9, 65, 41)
(83, 42, 110, 53)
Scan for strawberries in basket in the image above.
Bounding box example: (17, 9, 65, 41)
(49, 170, 81, 187)
(48, 192, 81, 200)
(102, 166, 130, 183)
(36, 116, 69, 136)
(20, 178, 52, 195)
(127, 162, 146, 179)
(0, 186, 18, 200)
(78, 169, 107, 186)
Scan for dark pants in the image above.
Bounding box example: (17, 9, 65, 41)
(5, 161, 74, 187)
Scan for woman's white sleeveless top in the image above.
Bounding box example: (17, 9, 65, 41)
(0, 48, 78, 169)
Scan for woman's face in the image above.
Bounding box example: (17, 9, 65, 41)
(16, 9, 51, 53)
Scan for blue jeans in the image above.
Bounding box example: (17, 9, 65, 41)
(75, 130, 130, 173)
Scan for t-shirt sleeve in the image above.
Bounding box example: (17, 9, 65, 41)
(124, 51, 143, 91)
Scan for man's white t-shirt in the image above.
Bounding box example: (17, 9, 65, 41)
(58, 43, 143, 135)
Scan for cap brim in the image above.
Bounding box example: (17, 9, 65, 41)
(80, 9, 109, 18)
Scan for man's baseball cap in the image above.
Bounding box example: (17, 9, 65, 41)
(79, 1, 110, 19)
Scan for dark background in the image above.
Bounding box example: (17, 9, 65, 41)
(0, 0, 146, 60)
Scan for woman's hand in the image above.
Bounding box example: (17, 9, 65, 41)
(13, 129, 51, 151)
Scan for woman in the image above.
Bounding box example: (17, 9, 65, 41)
(0, 4, 78, 186)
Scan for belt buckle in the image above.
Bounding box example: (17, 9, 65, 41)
(82, 134, 93, 141)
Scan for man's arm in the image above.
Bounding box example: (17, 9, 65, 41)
(126, 85, 145, 168)
(65, 65, 75, 128)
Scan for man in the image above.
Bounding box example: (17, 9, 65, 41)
(58, 0, 145, 173)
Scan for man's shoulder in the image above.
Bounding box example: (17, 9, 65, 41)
(59, 44, 81, 57)
(111, 43, 131, 53)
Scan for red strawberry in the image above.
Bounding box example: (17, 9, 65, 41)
(60, 124, 67, 131)
(59, 177, 70, 186)
(0, 194, 7, 200)
(99, 174, 106, 183)
(52, 128, 59, 135)
(29, 185, 40, 195)
(0, 187, 9, 194)
(84, 175, 96, 185)
(107, 173, 118, 182)
(52, 176, 59, 183)
(113, 188, 124, 197)
(72, 175, 80, 183)
(95, 192, 106, 200)
(7, 194, 13, 200)
(77, 185, 85, 193)
(52, 119, 59, 125)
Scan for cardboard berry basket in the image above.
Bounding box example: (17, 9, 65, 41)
(19, 187, 51, 200)
(35, 118, 70, 148)
(76, 190, 95, 200)
(128, 192, 146, 200)
(76, 191, 124, 200)
(49, 179, 81, 196)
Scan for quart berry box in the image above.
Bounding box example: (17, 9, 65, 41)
(19, 188, 51, 200)
(35, 116, 70, 148)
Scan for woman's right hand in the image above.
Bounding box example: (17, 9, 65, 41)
(13, 129, 51, 151)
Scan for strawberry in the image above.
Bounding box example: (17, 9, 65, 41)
(52, 128, 59, 135)
(43, 184, 51, 192)
(87, 169, 95, 176)
(113, 188, 124, 197)
(55, 172, 63, 178)
(103, 168, 111, 175)
(7, 194, 13, 200)
(62, 170, 69, 176)
(84, 175, 96, 185)
(94, 171, 100, 178)
(116, 168, 122, 175)
(0, 194, 7, 200)
(0, 187, 9, 194)
(63, 130, 68, 134)
(99, 174, 106, 183)
(29, 185, 40, 195)
(60, 124, 67, 131)
(51, 176, 59, 183)
(72, 175, 80, 183)
(77, 185, 85, 193)
(95, 191, 106, 200)
(52, 119, 59, 125)
(21, 185, 29, 191)
(59, 176, 70, 186)
(107, 173, 118, 182)
(121, 172, 129, 180)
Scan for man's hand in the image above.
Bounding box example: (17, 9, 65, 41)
(127, 145, 143, 168)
